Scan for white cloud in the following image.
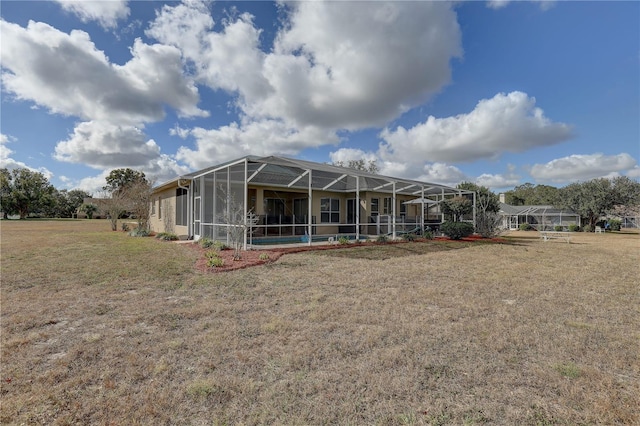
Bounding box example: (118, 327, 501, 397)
(487, 1, 556, 11)
(0, 20, 207, 124)
(329, 148, 378, 166)
(476, 164, 522, 189)
(147, 0, 462, 133)
(176, 119, 339, 170)
(0, 133, 53, 179)
(627, 166, 640, 178)
(530, 153, 638, 183)
(54, 121, 162, 169)
(55, 0, 130, 29)
(379, 91, 573, 165)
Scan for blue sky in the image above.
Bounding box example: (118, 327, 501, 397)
(1, 0, 638, 194)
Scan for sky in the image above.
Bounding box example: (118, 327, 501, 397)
(1, 0, 639, 195)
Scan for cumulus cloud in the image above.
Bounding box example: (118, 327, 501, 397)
(54, 0, 130, 29)
(487, 0, 556, 11)
(54, 121, 162, 168)
(147, 0, 462, 132)
(176, 119, 339, 170)
(529, 153, 638, 183)
(379, 91, 573, 165)
(143, 0, 464, 171)
(329, 148, 378, 166)
(476, 165, 522, 189)
(0, 133, 53, 179)
(0, 20, 207, 124)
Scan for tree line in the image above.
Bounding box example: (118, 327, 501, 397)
(2, 165, 639, 233)
(0, 167, 153, 230)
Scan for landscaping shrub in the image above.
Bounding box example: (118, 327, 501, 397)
(402, 232, 416, 241)
(554, 225, 564, 231)
(441, 221, 474, 240)
(338, 236, 350, 245)
(519, 223, 533, 231)
(583, 224, 593, 233)
(207, 256, 224, 268)
(376, 234, 389, 244)
(198, 237, 214, 248)
(121, 222, 130, 232)
(422, 230, 434, 240)
(128, 228, 150, 237)
(258, 253, 270, 261)
(156, 232, 178, 241)
(205, 250, 224, 267)
(568, 224, 580, 232)
(608, 219, 621, 231)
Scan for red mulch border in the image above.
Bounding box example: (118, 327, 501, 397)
(185, 235, 508, 273)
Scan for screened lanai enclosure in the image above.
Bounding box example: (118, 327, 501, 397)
(151, 156, 476, 247)
(499, 203, 581, 231)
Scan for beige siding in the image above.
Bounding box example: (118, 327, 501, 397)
(149, 186, 188, 239)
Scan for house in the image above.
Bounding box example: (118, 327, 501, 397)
(149, 156, 476, 247)
(499, 203, 580, 231)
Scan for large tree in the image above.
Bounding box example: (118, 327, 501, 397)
(457, 182, 501, 237)
(1, 168, 15, 219)
(102, 168, 152, 231)
(103, 168, 147, 194)
(1, 168, 56, 219)
(556, 176, 640, 230)
(504, 183, 559, 206)
(44, 189, 91, 218)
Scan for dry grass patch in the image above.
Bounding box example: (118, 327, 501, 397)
(1, 220, 639, 424)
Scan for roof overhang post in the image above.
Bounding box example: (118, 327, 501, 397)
(243, 158, 248, 250)
(472, 190, 477, 234)
(392, 181, 397, 240)
(421, 186, 425, 233)
(441, 187, 445, 224)
(307, 169, 313, 246)
(355, 175, 360, 241)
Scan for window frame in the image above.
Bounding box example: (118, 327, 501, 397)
(320, 197, 340, 223)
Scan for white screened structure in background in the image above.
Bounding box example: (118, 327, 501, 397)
(499, 203, 581, 231)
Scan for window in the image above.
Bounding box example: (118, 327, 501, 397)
(320, 198, 340, 223)
(383, 197, 392, 214)
(158, 197, 162, 219)
(370, 198, 379, 216)
(151, 199, 155, 215)
(176, 188, 188, 226)
(399, 200, 407, 216)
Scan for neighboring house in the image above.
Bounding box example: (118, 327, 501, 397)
(150, 156, 475, 247)
(499, 203, 580, 231)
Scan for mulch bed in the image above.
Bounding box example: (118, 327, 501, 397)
(187, 235, 508, 273)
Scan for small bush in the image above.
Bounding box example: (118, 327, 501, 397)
(121, 222, 130, 232)
(554, 225, 563, 232)
(402, 232, 416, 241)
(156, 232, 178, 241)
(205, 250, 220, 260)
(212, 241, 229, 251)
(376, 234, 389, 244)
(128, 228, 150, 237)
(198, 237, 214, 248)
(583, 224, 593, 233)
(207, 257, 224, 268)
(608, 219, 621, 231)
(519, 223, 533, 231)
(205, 250, 224, 268)
(568, 223, 580, 232)
(259, 253, 270, 261)
(441, 221, 474, 240)
(422, 230, 434, 240)
(338, 236, 350, 245)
